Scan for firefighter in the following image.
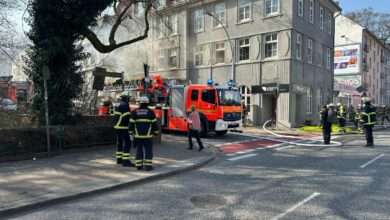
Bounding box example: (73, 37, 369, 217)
(129, 96, 159, 171)
(336, 103, 346, 133)
(114, 94, 134, 167)
(360, 97, 377, 148)
(320, 104, 333, 145)
(380, 105, 390, 124)
(355, 104, 364, 134)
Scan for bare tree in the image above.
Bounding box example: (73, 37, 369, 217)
(346, 8, 390, 43)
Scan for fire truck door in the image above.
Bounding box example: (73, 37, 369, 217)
(170, 87, 186, 130)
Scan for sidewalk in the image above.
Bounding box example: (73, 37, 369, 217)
(0, 140, 214, 217)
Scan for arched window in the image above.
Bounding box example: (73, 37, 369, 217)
(240, 85, 251, 112)
(317, 88, 322, 112)
(306, 87, 313, 114)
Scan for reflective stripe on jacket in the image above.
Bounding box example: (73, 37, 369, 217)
(129, 106, 159, 139)
(336, 106, 346, 119)
(113, 100, 131, 130)
(360, 105, 377, 125)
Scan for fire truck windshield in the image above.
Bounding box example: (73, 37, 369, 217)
(217, 89, 241, 106)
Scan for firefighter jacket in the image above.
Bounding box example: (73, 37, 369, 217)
(336, 106, 346, 119)
(360, 104, 377, 126)
(355, 110, 361, 121)
(129, 106, 159, 139)
(113, 100, 131, 130)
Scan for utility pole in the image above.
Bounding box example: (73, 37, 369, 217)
(42, 65, 51, 157)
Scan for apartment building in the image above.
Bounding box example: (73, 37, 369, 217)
(335, 14, 390, 106)
(86, 0, 340, 127)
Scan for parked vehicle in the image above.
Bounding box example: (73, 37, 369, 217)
(0, 98, 17, 111)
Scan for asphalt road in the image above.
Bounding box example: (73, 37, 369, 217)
(9, 129, 390, 220)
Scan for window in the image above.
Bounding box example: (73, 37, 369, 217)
(215, 42, 225, 64)
(238, 38, 250, 61)
(327, 48, 331, 69)
(298, 0, 303, 17)
(168, 14, 178, 35)
(265, 33, 278, 58)
(238, 0, 251, 22)
(169, 49, 177, 68)
(240, 86, 251, 113)
(156, 18, 164, 38)
(296, 33, 302, 60)
(308, 39, 313, 64)
(191, 90, 199, 101)
(317, 88, 322, 112)
(202, 90, 216, 104)
(265, 0, 279, 16)
(309, 0, 314, 24)
(158, 50, 165, 69)
(194, 45, 204, 66)
(194, 9, 204, 33)
(328, 12, 332, 35)
(307, 87, 313, 115)
(134, 2, 144, 15)
(214, 3, 226, 27)
(318, 44, 323, 66)
(320, 6, 324, 29)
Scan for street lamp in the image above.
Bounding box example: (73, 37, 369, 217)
(205, 11, 235, 83)
(42, 65, 51, 157)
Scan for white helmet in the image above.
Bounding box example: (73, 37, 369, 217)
(139, 96, 149, 104)
(337, 103, 341, 106)
(362, 97, 372, 103)
(327, 103, 335, 108)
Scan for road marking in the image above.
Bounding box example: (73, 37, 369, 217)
(271, 192, 321, 220)
(227, 153, 257, 161)
(360, 154, 385, 168)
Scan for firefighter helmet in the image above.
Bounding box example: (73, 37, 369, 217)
(327, 103, 335, 108)
(139, 96, 149, 104)
(337, 103, 341, 106)
(362, 97, 372, 103)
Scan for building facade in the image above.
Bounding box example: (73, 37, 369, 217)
(335, 14, 390, 106)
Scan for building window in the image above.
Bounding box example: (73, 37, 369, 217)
(298, 0, 303, 17)
(240, 86, 251, 113)
(318, 44, 323, 66)
(328, 12, 332, 35)
(239, 38, 250, 61)
(265, 33, 278, 58)
(168, 14, 178, 35)
(194, 45, 204, 66)
(320, 6, 324, 29)
(156, 18, 164, 38)
(214, 3, 226, 28)
(296, 33, 302, 60)
(194, 9, 204, 33)
(307, 87, 313, 115)
(215, 42, 225, 64)
(317, 88, 323, 112)
(327, 48, 331, 69)
(308, 39, 313, 64)
(238, 0, 251, 22)
(134, 2, 144, 15)
(169, 49, 177, 68)
(158, 50, 165, 69)
(265, 0, 279, 16)
(309, 0, 314, 24)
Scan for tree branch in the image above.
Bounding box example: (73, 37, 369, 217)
(109, 0, 134, 45)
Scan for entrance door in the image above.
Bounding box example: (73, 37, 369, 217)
(295, 94, 303, 125)
(262, 94, 277, 125)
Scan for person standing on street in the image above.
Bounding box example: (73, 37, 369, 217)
(360, 97, 377, 148)
(380, 105, 390, 125)
(336, 103, 347, 133)
(187, 105, 204, 151)
(114, 94, 134, 167)
(321, 104, 334, 144)
(129, 96, 159, 171)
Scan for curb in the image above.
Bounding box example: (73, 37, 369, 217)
(0, 151, 216, 218)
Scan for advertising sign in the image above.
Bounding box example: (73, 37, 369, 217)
(334, 75, 362, 88)
(334, 45, 360, 74)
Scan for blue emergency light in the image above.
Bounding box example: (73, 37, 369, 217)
(207, 79, 214, 86)
(227, 80, 234, 86)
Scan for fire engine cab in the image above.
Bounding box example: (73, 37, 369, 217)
(160, 80, 242, 137)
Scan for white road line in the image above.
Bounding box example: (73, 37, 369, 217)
(271, 192, 321, 220)
(360, 154, 385, 168)
(276, 145, 296, 151)
(227, 153, 258, 161)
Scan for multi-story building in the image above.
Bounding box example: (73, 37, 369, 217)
(335, 14, 390, 106)
(86, 0, 341, 127)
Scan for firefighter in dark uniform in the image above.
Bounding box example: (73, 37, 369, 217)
(321, 104, 334, 144)
(360, 97, 377, 148)
(129, 96, 159, 171)
(114, 94, 134, 167)
(336, 103, 346, 133)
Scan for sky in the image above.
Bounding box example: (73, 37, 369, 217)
(339, 0, 390, 13)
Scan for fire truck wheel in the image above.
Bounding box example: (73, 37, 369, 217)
(199, 119, 207, 138)
(215, 130, 228, 136)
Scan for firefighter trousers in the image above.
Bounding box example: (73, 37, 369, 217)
(363, 125, 374, 146)
(322, 122, 332, 144)
(135, 139, 153, 168)
(116, 130, 131, 164)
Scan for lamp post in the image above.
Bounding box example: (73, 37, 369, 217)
(205, 11, 235, 82)
(42, 65, 51, 157)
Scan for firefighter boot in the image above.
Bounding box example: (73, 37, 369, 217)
(146, 166, 154, 171)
